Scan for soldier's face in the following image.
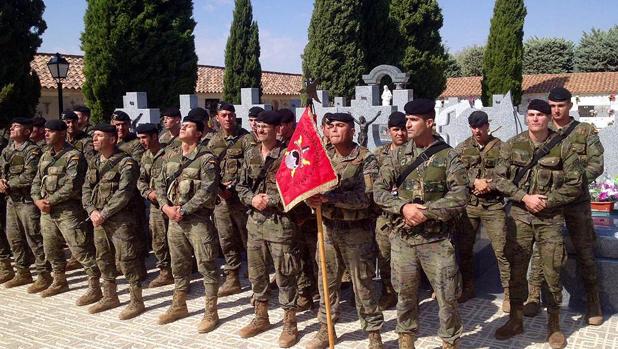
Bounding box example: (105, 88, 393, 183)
(526, 110, 550, 133)
(248, 116, 257, 133)
(30, 126, 45, 141)
(255, 122, 278, 142)
(64, 119, 79, 135)
(137, 133, 157, 150)
(279, 121, 296, 139)
(92, 131, 116, 151)
(112, 120, 130, 139)
(179, 122, 203, 142)
(216, 110, 236, 131)
(405, 114, 433, 139)
(470, 123, 490, 144)
(9, 123, 31, 141)
(75, 111, 89, 128)
(163, 116, 180, 131)
(388, 126, 407, 146)
(328, 121, 354, 145)
(549, 100, 572, 123)
(45, 129, 64, 146)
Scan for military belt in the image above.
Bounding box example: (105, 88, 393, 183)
(322, 217, 372, 229)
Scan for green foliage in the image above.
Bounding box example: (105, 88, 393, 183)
(81, 0, 198, 122)
(523, 37, 574, 74)
(361, 0, 396, 69)
(481, 0, 526, 106)
(444, 53, 462, 78)
(0, 0, 46, 125)
(223, 0, 262, 104)
(575, 25, 618, 72)
(455, 45, 484, 77)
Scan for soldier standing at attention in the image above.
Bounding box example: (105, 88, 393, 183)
(82, 124, 145, 319)
(305, 112, 384, 349)
(111, 111, 145, 163)
(73, 105, 95, 137)
(0, 130, 12, 284)
(247, 106, 264, 143)
(374, 99, 468, 349)
(0, 117, 51, 290)
(159, 107, 182, 149)
(155, 115, 221, 333)
(454, 111, 511, 311)
(277, 108, 296, 146)
(62, 110, 96, 161)
(30, 116, 47, 148)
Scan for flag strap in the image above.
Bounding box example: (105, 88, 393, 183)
(315, 206, 335, 349)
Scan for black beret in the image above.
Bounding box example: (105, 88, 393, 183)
(73, 105, 90, 115)
(468, 110, 489, 127)
(218, 103, 235, 113)
(183, 116, 205, 132)
(256, 111, 281, 125)
(135, 123, 159, 135)
(404, 98, 435, 116)
(187, 107, 209, 121)
(32, 116, 46, 127)
(162, 107, 181, 118)
(388, 111, 406, 128)
(45, 120, 67, 131)
(527, 99, 551, 115)
(548, 87, 572, 102)
(328, 113, 354, 123)
(61, 110, 78, 121)
(111, 110, 130, 122)
(279, 109, 295, 123)
(11, 117, 33, 126)
(248, 106, 264, 117)
(93, 123, 117, 134)
(322, 112, 333, 125)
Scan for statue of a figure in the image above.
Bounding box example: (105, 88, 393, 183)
(354, 111, 381, 147)
(381, 85, 392, 106)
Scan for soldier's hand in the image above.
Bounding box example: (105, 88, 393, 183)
(522, 194, 548, 213)
(402, 203, 427, 226)
(0, 179, 8, 193)
(473, 178, 492, 194)
(251, 194, 269, 211)
(219, 187, 232, 200)
(162, 205, 181, 221)
(147, 191, 157, 203)
(35, 199, 51, 213)
(90, 210, 105, 227)
(306, 194, 327, 208)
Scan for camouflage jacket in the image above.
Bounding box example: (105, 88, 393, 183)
(67, 130, 95, 162)
(374, 137, 469, 245)
(200, 130, 216, 148)
(206, 127, 254, 185)
(118, 133, 145, 164)
(137, 147, 167, 208)
(83, 123, 95, 137)
(0, 140, 42, 203)
(31, 143, 87, 209)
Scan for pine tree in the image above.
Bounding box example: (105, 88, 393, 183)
(481, 0, 526, 106)
(223, 0, 262, 104)
(82, 0, 198, 122)
(0, 0, 46, 125)
(523, 37, 574, 74)
(575, 26, 618, 72)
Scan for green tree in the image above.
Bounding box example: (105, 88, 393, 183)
(575, 25, 618, 72)
(445, 53, 462, 78)
(481, 0, 526, 106)
(303, 0, 366, 101)
(0, 0, 46, 125)
(455, 45, 485, 77)
(82, 0, 198, 122)
(523, 37, 574, 74)
(389, 0, 449, 99)
(223, 0, 262, 104)
(361, 0, 396, 69)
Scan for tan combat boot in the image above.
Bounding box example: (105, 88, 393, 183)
(88, 280, 120, 314)
(501, 287, 511, 313)
(379, 283, 397, 310)
(547, 310, 567, 348)
(4, 268, 33, 288)
(65, 255, 82, 271)
(442, 339, 460, 349)
(585, 289, 604, 326)
(197, 296, 219, 333)
(119, 285, 145, 320)
(27, 271, 53, 294)
(218, 269, 241, 297)
(368, 330, 383, 349)
(39, 271, 69, 297)
(523, 284, 541, 317)
(158, 290, 189, 324)
(148, 267, 174, 288)
(495, 304, 524, 340)
(239, 300, 271, 338)
(76, 277, 103, 306)
(398, 333, 415, 349)
(305, 323, 336, 349)
(278, 309, 299, 348)
(0, 259, 15, 284)
(457, 279, 475, 303)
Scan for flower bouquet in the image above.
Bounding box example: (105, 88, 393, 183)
(589, 176, 618, 212)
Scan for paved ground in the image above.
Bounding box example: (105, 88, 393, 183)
(1, 258, 616, 349)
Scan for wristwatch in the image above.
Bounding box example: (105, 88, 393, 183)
(179, 207, 187, 216)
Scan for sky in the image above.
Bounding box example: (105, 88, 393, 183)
(40, 0, 617, 74)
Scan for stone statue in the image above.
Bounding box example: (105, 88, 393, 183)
(381, 85, 392, 106)
(354, 111, 381, 147)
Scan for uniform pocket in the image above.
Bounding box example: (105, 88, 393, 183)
(280, 248, 300, 277)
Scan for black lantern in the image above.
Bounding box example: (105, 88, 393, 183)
(46, 53, 70, 118)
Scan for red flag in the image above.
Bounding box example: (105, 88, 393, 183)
(276, 106, 338, 212)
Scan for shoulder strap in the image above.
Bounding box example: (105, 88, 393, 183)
(96, 152, 127, 182)
(166, 146, 209, 190)
(251, 155, 277, 193)
(480, 137, 500, 156)
(395, 141, 451, 187)
(40, 147, 72, 176)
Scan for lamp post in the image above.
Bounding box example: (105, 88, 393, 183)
(46, 53, 70, 118)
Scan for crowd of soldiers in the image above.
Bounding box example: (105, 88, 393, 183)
(0, 85, 605, 349)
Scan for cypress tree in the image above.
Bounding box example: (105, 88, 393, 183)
(362, 0, 396, 69)
(223, 0, 262, 104)
(0, 0, 46, 125)
(481, 0, 526, 106)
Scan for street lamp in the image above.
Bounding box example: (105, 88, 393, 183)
(46, 52, 70, 118)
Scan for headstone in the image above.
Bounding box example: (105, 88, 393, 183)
(233, 88, 272, 124)
(597, 121, 618, 178)
(179, 94, 199, 118)
(116, 92, 160, 126)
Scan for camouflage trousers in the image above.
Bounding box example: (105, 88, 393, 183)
(391, 234, 462, 344)
(375, 214, 392, 288)
(317, 219, 383, 332)
(213, 197, 247, 271)
(168, 211, 219, 296)
(149, 206, 170, 269)
(6, 200, 49, 273)
(296, 218, 318, 295)
(457, 203, 510, 288)
(41, 203, 99, 278)
(94, 212, 144, 286)
(0, 197, 9, 260)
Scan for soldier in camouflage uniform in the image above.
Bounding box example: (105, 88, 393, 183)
(206, 103, 254, 296)
(30, 116, 47, 148)
(524, 88, 605, 325)
(31, 120, 102, 305)
(454, 111, 511, 310)
(159, 107, 182, 149)
(492, 99, 582, 348)
(155, 116, 221, 333)
(305, 112, 384, 349)
(63, 110, 96, 162)
(82, 124, 145, 320)
(0, 118, 51, 291)
(0, 130, 12, 284)
(74, 105, 95, 137)
(111, 111, 145, 163)
(136, 123, 174, 288)
(374, 99, 468, 349)
(247, 106, 263, 143)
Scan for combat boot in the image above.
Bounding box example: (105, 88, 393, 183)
(305, 323, 336, 349)
(501, 287, 511, 313)
(0, 259, 14, 284)
(148, 267, 174, 288)
(39, 272, 67, 296)
(368, 330, 383, 349)
(158, 290, 189, 324)
(218, 269, 241, 297)
(119, 284, 145, 320)
(585, 288, 604, 326)
(523, 284, 541, 317)
(4, 268, 33, 288)
(495, 304, 524, 340)
(27, 271, 52, 294)
(278, 309, 299, 348)
(88, 280, 120, 314)
(457, 279, 475, 303)
(76, 277, 103, 306)
(65, 255, 82, 271)
(197, 296, 219, 333)
(239, 300, 270, 338)
(296, 289, 313, 312)
(398, 333, 415, 349)
(547, 310, 567, 348)
(379, 283, 397, 310)
(442, 339, 460, 349)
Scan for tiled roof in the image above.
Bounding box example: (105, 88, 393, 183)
(32, 53, 302, 96)
(441, 72, 618, 98)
